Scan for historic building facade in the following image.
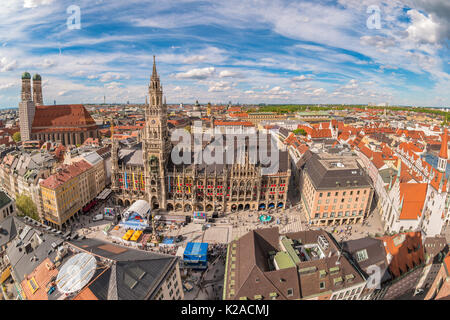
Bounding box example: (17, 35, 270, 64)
(111, 58, 291, 214)
(18, 73, 99, 146)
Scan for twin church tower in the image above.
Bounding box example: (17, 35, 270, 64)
(19, 72, 43, 141)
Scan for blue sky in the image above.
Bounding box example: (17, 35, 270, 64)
(0, 0, 448, 107)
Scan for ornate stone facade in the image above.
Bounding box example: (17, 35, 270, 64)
(111, 58, 291, 214)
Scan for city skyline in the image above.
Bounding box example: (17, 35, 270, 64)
(0, 0, 449, 108)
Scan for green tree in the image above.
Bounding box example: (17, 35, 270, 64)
(293, 128, 307, 136)
(16, 194, 39, 220)
(12, 132, 21, 142)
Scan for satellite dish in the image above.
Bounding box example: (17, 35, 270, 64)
(56, 253, 97, 294)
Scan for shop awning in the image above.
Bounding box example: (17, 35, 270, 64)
(0, 266, 11, 284)
(96, 188, 112, 200)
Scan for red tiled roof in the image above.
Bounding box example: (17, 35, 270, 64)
(444, 254, 450, 277)
(310, 128, 331, 138)
(430, 170, 447, 192)
(32, 105, 97, 129)
(398, 183, 427, 220)
(228, 106, 241, 112)
(214, 120, 253, 127)
(379, 232, 424, 278)
(73, 287, 99, 300)
(439, 129, 448, 159)
(338, 132, 350, 141)
(40, 160, 92, 189)
(229, 112, 249, 118)
(21, 258, 59, 300)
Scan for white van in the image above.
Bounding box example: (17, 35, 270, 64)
(93, 214, 104, 222)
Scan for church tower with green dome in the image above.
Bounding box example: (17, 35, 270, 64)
(32, 73, 43, 105)
(19, 72, 35, 141)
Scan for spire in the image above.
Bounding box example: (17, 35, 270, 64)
(439, 129, 448, 159)
(152, 55, 158, 79)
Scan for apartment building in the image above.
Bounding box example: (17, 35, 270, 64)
(223, 227, 367, 300)
(39, 160, 93, 229)
(301, 152, 374, 226)
(0, 191, 15, 223)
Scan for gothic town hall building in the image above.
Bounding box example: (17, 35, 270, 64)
(111, 58, 291, 214)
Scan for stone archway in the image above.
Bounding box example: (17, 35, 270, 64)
(117, 198, 123, 206)
(244, 204, 250, 210)
(231, 204, 237, 212)
(238, 204, 244, 211)
(185, 204, 192, 212)
(151, 197, 159, 210)
(124, 199, 131, 207)
(195, 204, 204, 211)
(167, 203, 174, 211)
(206, 204, 213, 212)
(175, 203, 182, 211)
(277, 202, 284, 209)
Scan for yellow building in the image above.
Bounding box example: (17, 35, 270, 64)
(40, 160, 93, 229)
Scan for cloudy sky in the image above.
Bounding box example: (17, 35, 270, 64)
(0, 0, 448, 107)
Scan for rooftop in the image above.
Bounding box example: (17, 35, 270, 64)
(40, 160, 92, 189)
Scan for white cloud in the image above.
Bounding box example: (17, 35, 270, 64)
(0, 82, 15, 90)
(175, 67, 215, 80)
(99, 72, 130, 82)
(0, 57, 17, 72)
(72, 71, 87, 77)
(183, 55, 207, 64)
(343, 79, 358, 89)
(208, 81, 231, 92)
(406, 9, 440, 44)
(305, 87, 327, 96)
(360, 36, 396, 53)
(291, 75, 309, 82)
(23, 0, 54, 8)
(219, 70, 242, 78)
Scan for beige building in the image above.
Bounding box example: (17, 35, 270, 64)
(151, 262, 184, 300)
(246, 112, 287, 125)
(40, 160, 94, 229)
(66, 151, 106, 198)
(301, 152, 374, 226)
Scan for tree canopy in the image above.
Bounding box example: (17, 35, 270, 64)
(293, 128, 307, 136)
(12, 132, 21, 142)
(16, 194, 39, 220)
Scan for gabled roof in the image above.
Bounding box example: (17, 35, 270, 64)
(398, 183, 427, 220)
(378, 232, 424, 278)
(439, 129, 448, 159)
(0, 215, 18, 247)
(32, 105, 97, 129)
(67, 238, 178, 300)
